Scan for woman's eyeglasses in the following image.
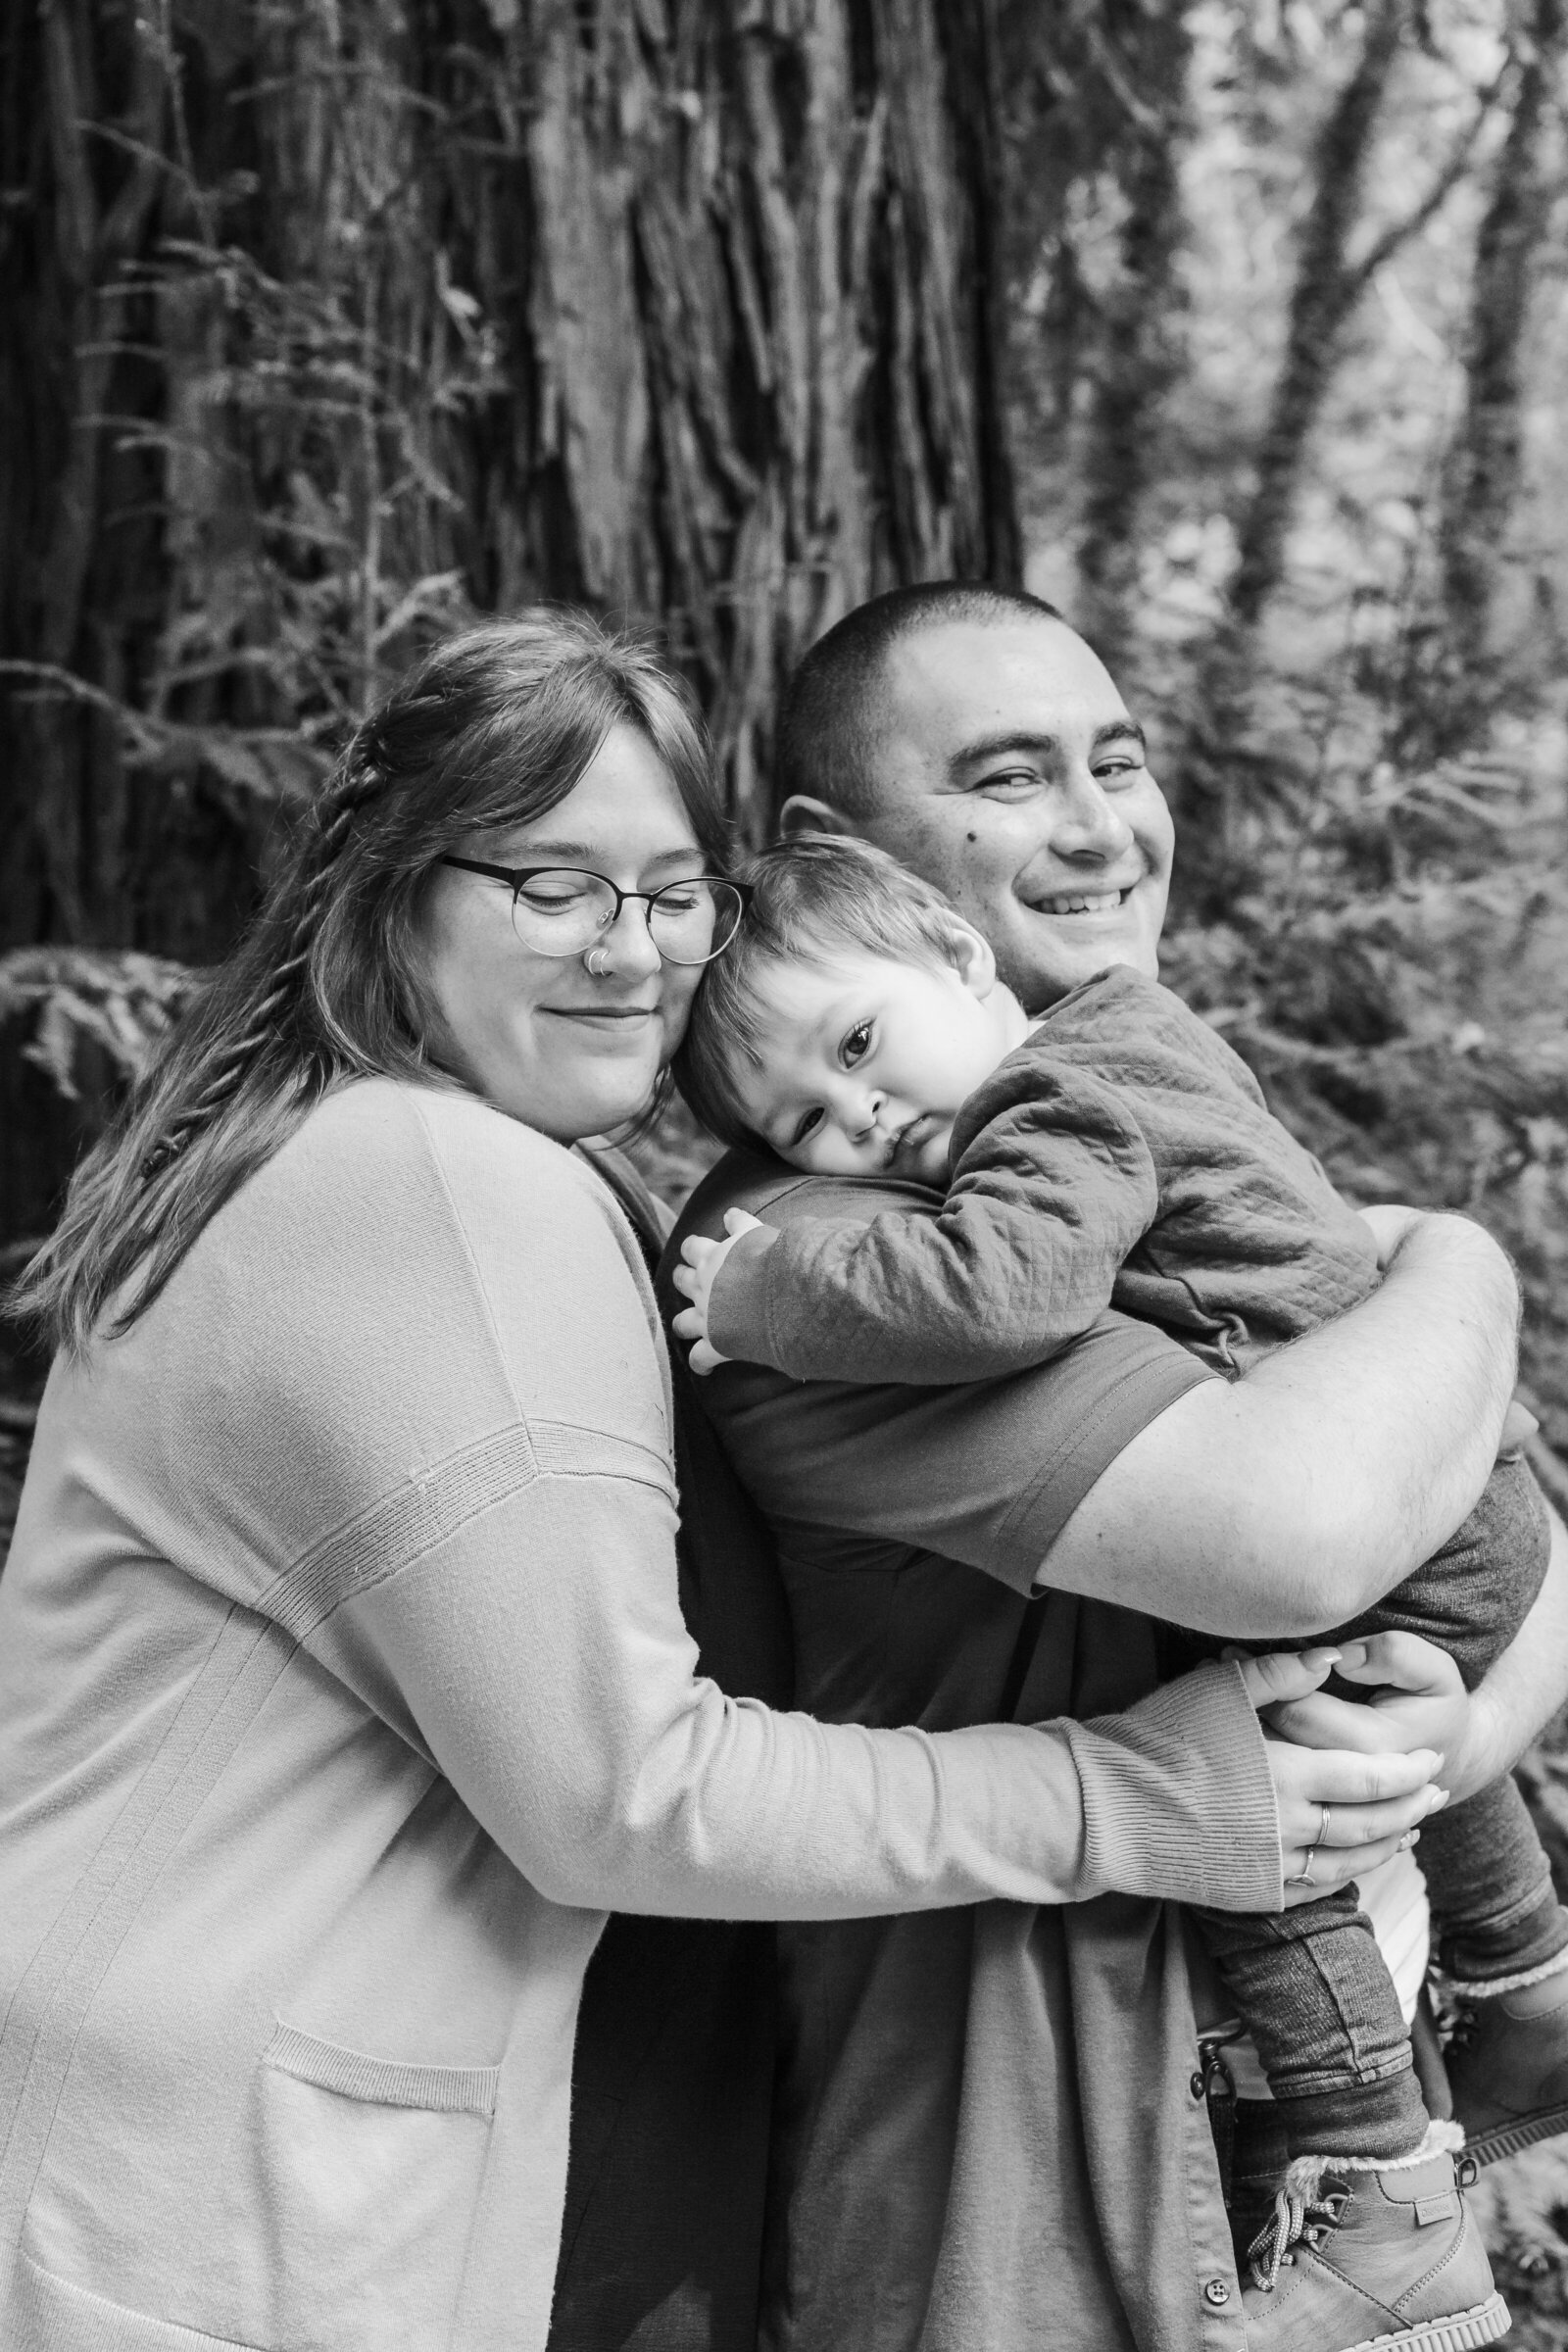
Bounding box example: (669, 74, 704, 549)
(439, 858, 750, 966)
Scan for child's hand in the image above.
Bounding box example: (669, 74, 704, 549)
(1498, 1396, 1539, 1461)
(1353, 1202, 1426, 1270)
(671, 1209, 765, 1376)
(1233, 1644, 1342, 1720)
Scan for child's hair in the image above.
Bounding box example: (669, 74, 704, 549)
(14, 609, 728, 1356)
(675, 833, 966, 1149)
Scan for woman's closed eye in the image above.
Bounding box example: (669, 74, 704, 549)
(840, 1019, 873, 1067)
(518, 877, 595, 910)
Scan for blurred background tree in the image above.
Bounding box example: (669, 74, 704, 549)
(5, 0, 1568, 2308)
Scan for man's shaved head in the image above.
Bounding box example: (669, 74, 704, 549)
(774, 582, 1065, 822)
(770, 582, 1174, 1011)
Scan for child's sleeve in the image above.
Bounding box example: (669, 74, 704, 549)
(704, 1056, 1161, 1385)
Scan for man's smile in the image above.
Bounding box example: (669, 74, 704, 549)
(1022, 883, 1139, 917)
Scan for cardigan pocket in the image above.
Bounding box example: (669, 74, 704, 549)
(260, 2021, 499, 2118)
(10, 2249, 269, 2348)
(244, 2021, 501, 2351)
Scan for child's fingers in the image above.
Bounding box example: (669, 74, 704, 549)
(1259, 1690, 1407, 1754)
(1331, 1631, 1465, 1695)
(1499, 1397, 1539, 1459)
(1237, 1647, 1340, 1710)
(1353, 1203, 1424, 1269)
(680, 1234, 721, 1271)
(722, 1208, 764, 1237)
(671, 1305, 705, 1342)
(671, 1264, 697, 1300)
(687, 1338, 728, 1377)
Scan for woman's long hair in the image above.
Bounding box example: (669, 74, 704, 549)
(13, 610, 728, 1357)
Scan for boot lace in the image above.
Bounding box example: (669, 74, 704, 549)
(1246, 2181, 1348, 2292)
(1444, 1999, 1480, 2054)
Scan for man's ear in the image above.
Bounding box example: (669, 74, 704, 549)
(944, 920, 998, 998)
(777, 794, 860, 840)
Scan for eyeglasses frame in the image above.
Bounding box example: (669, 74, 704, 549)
(437, 856, 752, 965)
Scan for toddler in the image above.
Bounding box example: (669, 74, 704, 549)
(672, 835, 1566, 2346)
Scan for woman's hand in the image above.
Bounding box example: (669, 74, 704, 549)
(1237, 1647, 1448, 1907)
(670, 1208, 762, 1375)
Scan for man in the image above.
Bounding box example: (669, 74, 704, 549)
(652, 585, 1567, 2352)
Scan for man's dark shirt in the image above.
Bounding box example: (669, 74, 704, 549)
(548, 1147, 791, 2352)
(643, 1149, 1258, 2352)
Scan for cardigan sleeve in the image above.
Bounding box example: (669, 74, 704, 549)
(128, 1083, 1278, 1926)
(300, 1457, 1283, 1920)
(254, 1090, 1279, 1922)
(705, 1054, 1162, 1386)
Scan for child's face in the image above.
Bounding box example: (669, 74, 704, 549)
(728, 948, 1015, 1183)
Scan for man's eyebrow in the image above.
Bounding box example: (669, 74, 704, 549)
(946, 718, 1147, 779)
(947, 731, 1059, 777)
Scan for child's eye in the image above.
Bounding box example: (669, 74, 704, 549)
(792, 1108, 824, 1148)
(841, 1021, 873, 1067)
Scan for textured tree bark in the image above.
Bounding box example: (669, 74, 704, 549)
(522, 0, 1022, 828)
(3, 0, 167, 949)
(0, 0, 1031, 1267)
(1, 0, 1025, 974)
(1437, 0, 1567, 741)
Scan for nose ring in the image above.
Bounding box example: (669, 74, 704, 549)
(585, 946, 612, 977)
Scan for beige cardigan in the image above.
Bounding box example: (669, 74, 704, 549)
(0, 1079, 1280, 2351)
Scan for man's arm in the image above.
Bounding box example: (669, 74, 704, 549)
(666, 1161, 1518, 1632)
(1260, 1503, 1568, 1800)
(1460, 1496, 1568, 1794)
(1046, 1209, 1520, 1641)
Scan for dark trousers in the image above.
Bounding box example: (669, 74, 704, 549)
(1193, 1456, 1566, 2158)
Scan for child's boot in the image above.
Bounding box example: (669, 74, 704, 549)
(1446, 1950, 1568, 2166)
(1240, 2125, 1508, 2352)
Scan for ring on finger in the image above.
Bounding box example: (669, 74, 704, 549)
(1318, 1803, 1332, 1847)
(1285, 1845, 1317, 1887)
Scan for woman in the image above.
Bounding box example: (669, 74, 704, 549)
(0, 612, 1439, 2352)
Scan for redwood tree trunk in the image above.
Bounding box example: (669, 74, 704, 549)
(520, 0, 1022, 824)
(1, 0, 1025, 977)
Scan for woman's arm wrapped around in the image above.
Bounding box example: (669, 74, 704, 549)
(251, 1087, 1439, 1926)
